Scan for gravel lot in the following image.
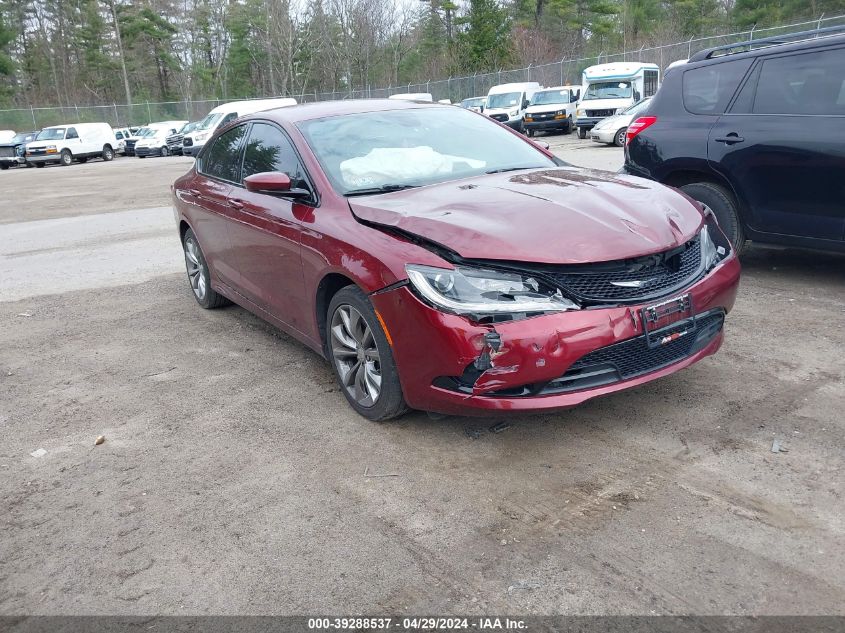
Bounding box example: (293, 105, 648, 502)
(1, 138, 843, 616)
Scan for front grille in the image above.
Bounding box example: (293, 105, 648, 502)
(550, 310, 725, 390)
(530, 111, 555, 120)
(587, 108, 615, 118)
(490, 113, 508, 122)
(525, 234, 704, 304)
(436, 310, 725, 398)
(0, 146, 15, 158)
(166, 134, 183, 148)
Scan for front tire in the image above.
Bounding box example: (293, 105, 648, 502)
(35, 162, 45, 168)
(60, 149, 73, 166)
(182, 228, 230, 309)
(160, 146, 170, 157)
(577, 127, 587, 139)
(327, 286, 408, 421)
(102, 145, 114, 161)
(680, 182, 746, 254)
(614, 128, 627, 147)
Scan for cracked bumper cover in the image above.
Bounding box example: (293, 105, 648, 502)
(370, 254, 740, 416)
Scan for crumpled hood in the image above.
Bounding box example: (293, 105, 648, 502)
(349, 168, 703, 264)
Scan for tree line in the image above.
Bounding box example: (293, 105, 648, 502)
(0, 0, 843, 109)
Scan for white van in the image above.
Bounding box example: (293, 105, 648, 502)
(575, 62, 660, 138)
(25, 122, 118, 167)
(182, 98, 297, 157)
(134, 121, 188, 158)
(485, 82, 541, 132)
(523, 86, 581, 137)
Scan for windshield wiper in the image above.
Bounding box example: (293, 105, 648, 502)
(345, 184, 420, 197)
(485, 166, 539, 175)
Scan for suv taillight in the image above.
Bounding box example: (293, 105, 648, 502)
(626, 116, 657, 145)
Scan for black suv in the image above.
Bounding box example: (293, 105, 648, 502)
(624, 26, 845, 254)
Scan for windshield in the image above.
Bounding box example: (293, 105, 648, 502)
(623, 98, 651, 115)
(461, 98, 486, 108)
(36, 128, 66, 141)
(583, 81, 632, 100)
(196, 112, 223, 131)
(531, 90, 572, 105)
(11, 133, 35, 143)
(298, 107, 556, 195)
(180, 122, 198, 133)
(486, 92, 522, 109)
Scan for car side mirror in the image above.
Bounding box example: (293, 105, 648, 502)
(244, 171, 310, 198)
(522, 99, 530, 109)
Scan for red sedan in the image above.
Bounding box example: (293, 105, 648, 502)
(172, 100, 740, 420)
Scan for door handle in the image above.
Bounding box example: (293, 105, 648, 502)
(714, 134, 745, 145)
(188, 188, 201, 197)
(228, 198, 244, 210)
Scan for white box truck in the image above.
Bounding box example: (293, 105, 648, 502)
(25, 122, 118, 167)
(574, 62, 660, 138)
(485, 82, 541, 132)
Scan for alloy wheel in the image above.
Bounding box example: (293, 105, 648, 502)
(183, 236, 207, 300)
(330, 305, 382, 407)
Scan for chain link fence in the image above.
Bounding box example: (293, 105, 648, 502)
(1, 13, 842, 130)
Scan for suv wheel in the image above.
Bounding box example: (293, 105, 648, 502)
(102, 145, 114, 161)
(614, 128, 627, 147)
(327, 286, 409, 421)
(577, 127, 587, 139)
(160, 146, 170, 157)
(60, 149, 73, 166)
(680, 182, 746, 254)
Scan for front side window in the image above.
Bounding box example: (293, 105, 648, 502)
(683, 59, 752, 114)
(752, 48, 845, 116)
(241, 123, 309, 191)
(200, 124, 246, 182)
(298, 107, 556, 195)
(583, 82, 632, 100)
(66, 128, 78, 139)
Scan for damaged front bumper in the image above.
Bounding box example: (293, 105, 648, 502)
(370, 255, 740, 416)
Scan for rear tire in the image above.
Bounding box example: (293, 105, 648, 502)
(326, 286, 409, 421)
(577, 127, 587, 139)
(182, 228, 231, 309)
(0, 164, 8, 170)
(680, 182, 746, 254)
(614, 128, 627, 147)
(60, 149, 73, 166)
(35, 162, 45, 168)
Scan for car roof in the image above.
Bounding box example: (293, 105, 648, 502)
(243, 99, 448, 124)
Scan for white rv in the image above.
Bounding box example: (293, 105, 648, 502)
(485, 82, 542, 132)
(25, 122, 118, 167)
(574, 62, 660, 138)
(182, 98, 298, 157)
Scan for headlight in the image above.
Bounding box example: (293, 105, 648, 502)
(406, 264, 579, 319)
(576, 109, 584, 116)
(194, 132, 208, 142)
(555, 110, 565, 116)
(16, 146, 24, 156)
(700, 222, 728, 271)
(509, 109, 518, 117)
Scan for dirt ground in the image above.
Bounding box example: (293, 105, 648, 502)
(1, 137, 843, 616)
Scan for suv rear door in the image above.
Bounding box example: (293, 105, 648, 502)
(708, 45, 845, 243)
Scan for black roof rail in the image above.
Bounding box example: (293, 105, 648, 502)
(688, 23, 845, 62)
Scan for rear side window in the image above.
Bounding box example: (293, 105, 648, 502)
(242, 122, 309, 190)
(683, 59, 752, 114)
(200, 124, 246, 182)
(752, 48, 845, 116)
